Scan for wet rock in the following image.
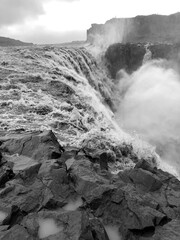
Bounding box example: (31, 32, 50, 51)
(128, 168, 163, 192)
(105, 43, 146, 78)
(0, 130, 64, 162)
(4, 155, 41, 178)
(152, 219, 180, 240)
(48, 80, 75, 98)
(0, 224, 32, 240)
(99, 151, 115, 171)
(0, 166, 14, 188)
(20, 209, 109, 240)
(69, 158, 114, 202)
(38, 159, 73, 205)
(135, 159, 156, 172)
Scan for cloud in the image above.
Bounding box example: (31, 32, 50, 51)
(0, 0, 78, 27)
(0, 0, 44, 27)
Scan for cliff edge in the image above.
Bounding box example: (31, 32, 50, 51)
(87, 12, 180, 47)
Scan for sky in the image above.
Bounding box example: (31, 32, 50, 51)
(0, 0, 180, 44)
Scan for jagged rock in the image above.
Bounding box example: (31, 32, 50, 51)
(20, 209, 109, 240)
(48, 80, 75, 98)
(0, 166, 14, 188)
(151, 219, 180, 240)
(38, 159, 73, 206)
(104, 42, 180, 79)
(4, 155, 41, 177)
(0, 224, 32, 240)
(127, 168, 163, 192)
(0, 130, 64, 162)
(69, 158, 114, 202)
(105, 43, 146, 78)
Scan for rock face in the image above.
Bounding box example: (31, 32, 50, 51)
(0, 130, 179, 239)
(105, 43, 146, 78)
(87, 12, 180, 47)
(105, 42, 180, 78)
(0, 36, 33, 47)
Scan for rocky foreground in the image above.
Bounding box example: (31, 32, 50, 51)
(0, 130, 179, 240)
(0, 45, 179, 240)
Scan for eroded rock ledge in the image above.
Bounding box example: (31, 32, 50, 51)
(0, 130, 179, 240)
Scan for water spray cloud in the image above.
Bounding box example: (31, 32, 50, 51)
(116, 59, 180, 176)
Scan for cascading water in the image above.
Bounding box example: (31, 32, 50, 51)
(143, 44, 152, 64)
(0, 45, 157, 167)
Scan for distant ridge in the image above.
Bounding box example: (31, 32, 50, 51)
(0, 36, 33, 47)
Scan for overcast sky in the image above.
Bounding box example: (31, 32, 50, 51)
(0, 0, 180, 44)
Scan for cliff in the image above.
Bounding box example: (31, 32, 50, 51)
(104, 42, 180, 78)
(0, 36, 33, 47)
(87, 12, 180, 47)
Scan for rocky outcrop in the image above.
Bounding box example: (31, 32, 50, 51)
(87, 12, 180, 47)
(0, 36, 33, 47)
(105, 43, 146, 78)
(0, 130, 179, 239)
(0, 130, 64, 161)
(104, 42, 180, 78)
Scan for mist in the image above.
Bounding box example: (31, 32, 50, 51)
(116, 59, 180, 176)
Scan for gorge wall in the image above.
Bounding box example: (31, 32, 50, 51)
(104, 42, 180, 78)
(87, 12, 180, 48)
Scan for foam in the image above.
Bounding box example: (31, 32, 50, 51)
(38, 218, 63, 239)
(104, 225, 122, 240)
(63, 197, 83, 211)
(0, 211, 7, 222)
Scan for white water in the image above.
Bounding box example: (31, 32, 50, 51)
(104, 226, 122, 240)
(63, 197, 83, 211)
(116, 59, 180, 178)
(143, 44, 152, 64)
(38, 218, 63, 239)
(0, 211, 7, 222)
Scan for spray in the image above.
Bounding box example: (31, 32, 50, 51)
(116, 59, 180, 177)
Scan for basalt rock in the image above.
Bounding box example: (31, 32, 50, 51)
(0, 130, 179, 239)
(105, 43, 146, 78)
(0, 130, 64, 162)
(151, 219, 180, 240)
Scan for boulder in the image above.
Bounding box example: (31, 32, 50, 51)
(128, 168, 163, 192)
(0, 130, 64, 162)
(0, 224, 32, 240)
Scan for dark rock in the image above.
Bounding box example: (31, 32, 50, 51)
(0, 166, 14, 188)
(128, 168, 163, 192)
(99, 152, 112, 171)
(69, 159, 114, 202)
(0, 130, 64, 162)
(152, 219, 180, 240)
(20, 209, 109, 240)
(0, 224, 32, 240)
(48, 80, 75, 98)
(105, 43, 146, 78)
(135, 159, 156, 172)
